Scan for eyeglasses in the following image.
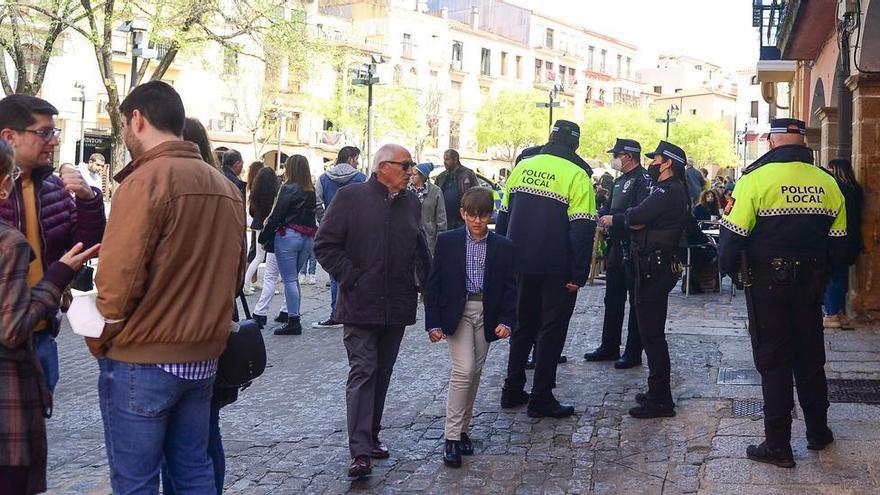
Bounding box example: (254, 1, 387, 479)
(464, 212, 492, 221)
(10, 166, 21, 182)
(384, 160, 415, 171)
(15, 127, 61, 141)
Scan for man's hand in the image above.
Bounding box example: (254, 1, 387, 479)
(428, 329, 445, 343)
(565, 282, 580, 293)
(494, 325, 511, 339)
(598, 215, 614, 228)
(59, 165, 96, 200)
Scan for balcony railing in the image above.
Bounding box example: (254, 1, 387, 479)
(752, 0, 788, 60)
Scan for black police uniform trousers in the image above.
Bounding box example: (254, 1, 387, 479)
(634, 254, 679, 406)
(505, 274, 578, 406)
(746, 262, 829, 450)
(600, 241, 642, 357)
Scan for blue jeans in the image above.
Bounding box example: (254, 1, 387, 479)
(33, 331, 59, 392)
(824, 266, 848, 316)
(275, 231, 313, 318)
(330, 276, 338, 319)
(98, 358, 215, 495)
(161, 408, 223, 495)
(299, 245, 317, 275)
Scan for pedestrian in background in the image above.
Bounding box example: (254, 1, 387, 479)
(243, 167, 279, 296)
(425, 187, 516, 469)
(78, 153, 106, 190)
(0, 94, 106, 393)
(182, 118, 219, 169)
(822, 157, 863, 329)
(259, 154, 317, 336)
(0, 140, 100, 495)
(408, 161, 447, 256)
(245, 160, 266, 271)
(436, 149, 477, 230)
(313, 146, 366, 329)
(685, 159, 705, 206)
(222, 149, 246, 203)
(92, 81, 246, 492)
(693, 190, 721, 221)
(314, 143, 430, 479)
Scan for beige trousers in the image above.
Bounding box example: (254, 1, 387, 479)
(445, 301, 490, 440)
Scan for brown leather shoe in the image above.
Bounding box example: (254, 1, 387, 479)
(370, 441, 390, 459)
(348, 455, 371, 478)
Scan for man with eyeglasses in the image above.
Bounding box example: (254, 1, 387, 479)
(0, 94, 106, 393)
(315, 143, 430, 479)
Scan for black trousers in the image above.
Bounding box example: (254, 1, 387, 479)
(505, 274, 577, 406)
(746, 265, 829, 450)
(600, 243, 642, 357)
(634, 259, 678, 406)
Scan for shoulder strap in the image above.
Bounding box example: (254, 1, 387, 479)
(234, 291, 252, 322)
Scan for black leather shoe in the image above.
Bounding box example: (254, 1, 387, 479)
(629, 401, 676, 419)
(254, 314, 267, 329)
(583, 348, 620, 362)
(274, 311, 289, 323)
(558, 355, 568, 364)
(635, 392, 648, 405)
(614, 356, 642, 369)
(444, 440, 462, 468)
(459, 433, 474, 456)
(274, 317, 302, 335)
(370, 440, 390, 459)
(746, 442, 795, 468)
(806, 428, 834, 451)
(527, 401, 575, 418)
(501, 388, 530, 409)
(348, 455, 372, 478)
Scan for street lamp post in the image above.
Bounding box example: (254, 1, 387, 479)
(117, 20, 155, 92)
(352, 55, 384, 169)
(72, 82, 86, 165)
(655, 104, 680, 140)
(536, 83, 563, 133)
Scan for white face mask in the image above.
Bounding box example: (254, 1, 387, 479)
(610, 157, 623, 171)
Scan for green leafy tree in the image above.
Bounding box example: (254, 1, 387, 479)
(475, 89, 546, 165)
(669, 115, 739, 168)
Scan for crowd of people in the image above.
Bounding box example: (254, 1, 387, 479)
(0, 77, 867, 495)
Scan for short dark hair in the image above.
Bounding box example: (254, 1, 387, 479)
(0, 94, 58, 132)
(445, 149, 460, 161)
(222, 149, 243, 169)
(119, 81, 185, 136)
(461, 187, 494, 216)
(336, 146, 360, 164)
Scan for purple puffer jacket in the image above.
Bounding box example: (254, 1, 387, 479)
(0, 164, 106, 335)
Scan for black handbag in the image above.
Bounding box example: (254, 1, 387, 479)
(71, 264, 94, 292)
(216, 293, 266, 389)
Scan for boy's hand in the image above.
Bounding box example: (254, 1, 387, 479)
(494, 325, 511, 339)
(428, 329, 445, 343)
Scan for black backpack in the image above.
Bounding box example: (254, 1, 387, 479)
(217, 294, 266, 389)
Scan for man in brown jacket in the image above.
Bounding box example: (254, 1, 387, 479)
(92, 81, 246, 493)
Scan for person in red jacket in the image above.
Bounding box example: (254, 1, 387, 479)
(0, 94, 106, 392)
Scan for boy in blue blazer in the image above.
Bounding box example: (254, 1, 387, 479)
(425, 187, 517, 468)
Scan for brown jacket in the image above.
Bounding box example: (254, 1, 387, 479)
(91, 141, 246, 363)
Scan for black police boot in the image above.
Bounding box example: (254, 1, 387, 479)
(635, 392, 648, 405)
(253, 314, 267, 329)
(527, 396, 575, 418)
(746, 442, 795, 468)
(584, 347, 620, 362)
(500, 388, 530, 409)
(558, 355, 568, 364)
(459, 432, 474, 456)
(274, 311, 289, 323)
(274, 316, 302, 335)
(806, 428, 834, 451)
(614, 354, 642, 369)
(629, 401, 675, 419)
(443, 440, 462, 468)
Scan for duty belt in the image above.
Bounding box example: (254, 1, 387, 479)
(748, 257, 825, 285)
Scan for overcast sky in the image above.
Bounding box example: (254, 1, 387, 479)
(506, 0, 759, 73)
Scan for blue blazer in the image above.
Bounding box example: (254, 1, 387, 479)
(425, 228, 517, 342)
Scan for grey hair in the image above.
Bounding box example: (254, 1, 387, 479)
(371, 143, 407, 173)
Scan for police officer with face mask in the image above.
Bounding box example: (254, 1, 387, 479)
(610, 141, 689, 419)
(586, 139, 652, 369)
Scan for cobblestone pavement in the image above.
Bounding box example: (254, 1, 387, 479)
(45, 270, 880, 494)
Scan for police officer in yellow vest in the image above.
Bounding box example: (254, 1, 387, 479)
(718, 118, 847, 468)
(497, 120, 596, 418)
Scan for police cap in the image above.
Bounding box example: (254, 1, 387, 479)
(645, 140, 687, 167)
(607, 138, 641, 155)
(548, 120, 580, 150)
(769, 118, 806, 135)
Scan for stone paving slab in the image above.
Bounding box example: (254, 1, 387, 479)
(41, 270, 880, 494)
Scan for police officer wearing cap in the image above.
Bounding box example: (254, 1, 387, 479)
(718, 118, 847, 468)
(610, 140, 689, 419)
(585, 139, 652, 369)
(497, 120, 596, 418)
